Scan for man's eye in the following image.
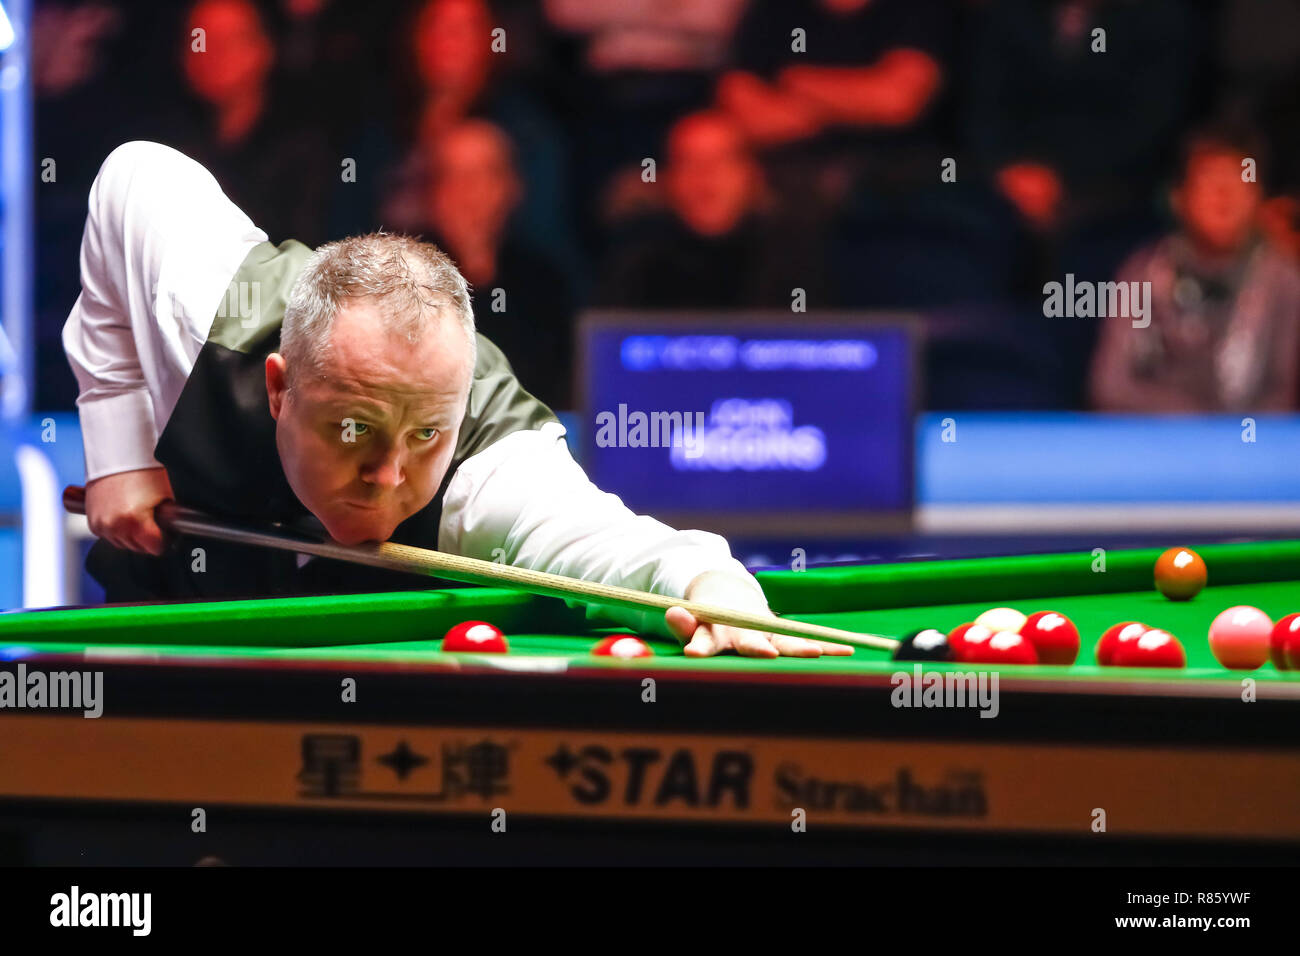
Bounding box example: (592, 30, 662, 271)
(342, 420, 368, 436)
(415, 428, 438, 442)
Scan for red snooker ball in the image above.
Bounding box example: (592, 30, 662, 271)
(1111, 628, 1186, 668)
(1095, 621, 1147, 666)
(1208, 605, 1273, 671)
(592, 634, 654, 658)
(1271, 613, 1300, 671)
(960, 629, 1039, 665)
(442, 620, 509, 653)
(1019, 611, 1080, 665)
(947, 622, 993, 661)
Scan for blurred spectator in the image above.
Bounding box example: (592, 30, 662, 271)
(546, 0, 747, 74)
(720, 0, 945, 146)
(362, 0, 583, 290)
(172, 0, 333, 246)
(965, 0, 1198, 251)
(543, 0, 749, 242)
(596, 110, 825, 308)
(965, 0, 1205, 406)
(1090, 126, 1300, 412)
(423, 121, 576, 408)
(717, 0, 951, 208)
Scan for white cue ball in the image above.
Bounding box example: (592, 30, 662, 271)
(974, 607, 1029, 633)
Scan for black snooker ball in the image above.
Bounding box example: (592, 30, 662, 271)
(893, 628, 955, 662)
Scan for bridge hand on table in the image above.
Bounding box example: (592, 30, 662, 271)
(666, 570, 855, 659)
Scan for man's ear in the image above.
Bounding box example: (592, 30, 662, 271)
(266, 353, 289, 420)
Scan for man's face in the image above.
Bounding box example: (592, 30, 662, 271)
(666, 115, 758, 238)
(428, 124, 520, 245)
(1177, 151, 1260, 254)
(415, 0, 490, 91)
(267, 299, 473, 545)
(184, 0, 272, 104)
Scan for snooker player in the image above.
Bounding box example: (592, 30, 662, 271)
(63, 141, 839, 659)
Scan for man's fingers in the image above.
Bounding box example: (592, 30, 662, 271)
(808, 638, 854, 656)
(771, 635, 825, 658)
(668, 604, 854, 659)
(683, 625, 722, 657)
(123, 531, 151, 555)
(101, 520, 133, 554)
(133, 517, 167, 556)
(111, 515, 165, 556)
(664, 605, 699, 642)
(731, 628, 780, 659)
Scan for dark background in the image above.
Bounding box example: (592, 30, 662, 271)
(29, 0, 1300, 411)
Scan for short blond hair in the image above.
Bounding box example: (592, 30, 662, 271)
(281, 232, 476, 380)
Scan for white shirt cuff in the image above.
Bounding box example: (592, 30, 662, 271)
(650, 531, 764, 602)
(78, 390, 163, 481)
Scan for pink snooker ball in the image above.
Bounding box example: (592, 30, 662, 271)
(1208, 606, 1274, 671)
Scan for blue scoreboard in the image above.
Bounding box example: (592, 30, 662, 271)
(579, 313, 916, 535)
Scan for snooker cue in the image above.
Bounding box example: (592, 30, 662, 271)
(62, 486, 898, 651)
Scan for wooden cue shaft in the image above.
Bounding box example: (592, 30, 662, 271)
(62, 486, 898, 651)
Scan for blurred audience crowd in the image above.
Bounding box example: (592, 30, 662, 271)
(30, 0, 1300, 412)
